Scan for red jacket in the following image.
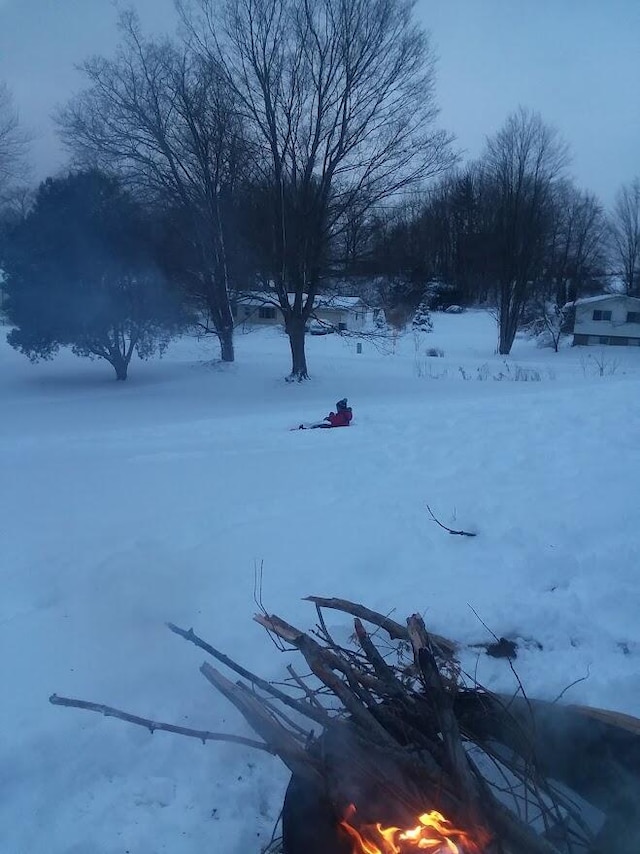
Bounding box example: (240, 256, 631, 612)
(326, 408, 353, 427)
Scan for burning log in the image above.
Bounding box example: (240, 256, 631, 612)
(51, 598, 639, 853)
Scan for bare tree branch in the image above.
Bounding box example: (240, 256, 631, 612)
(167, 621, 331, 726)
(426, 505, 477, 538)
(0, 82, 30, 202)
(610, 178, 640, 295)
(49, 693, 272, 751)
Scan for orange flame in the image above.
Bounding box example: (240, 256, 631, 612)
(339, 805, 484, 854)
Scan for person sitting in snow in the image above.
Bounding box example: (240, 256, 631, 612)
(299, 398, 353, 429)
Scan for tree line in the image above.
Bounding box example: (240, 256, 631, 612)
(344, 109, 640, 354)
(1, 0, 639, 379)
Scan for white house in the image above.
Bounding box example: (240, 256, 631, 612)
(570, 294, 640, 347)
(232, 292, 373, 332)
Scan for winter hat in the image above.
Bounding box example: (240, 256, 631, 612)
(336, 398, 348, 410)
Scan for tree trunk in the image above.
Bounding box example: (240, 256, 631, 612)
(498, 327, 515, 355)
(219, 324, 234, 362)
(207, 289, 235, 363)
(110, 356, 129, 381)
(497, 283, 518, 355)
(286, 316, 309, 380)
(103, 338, 131, 380)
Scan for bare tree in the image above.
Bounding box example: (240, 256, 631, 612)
(610, 178, 640, 295)
(526, 298, 566, 352)
(478, 107, 569, 355)
(181, 0, 455, 378)
(58, 14, 247, 362)
(545, 181, 606, 305)
(0, 83, 29, 204)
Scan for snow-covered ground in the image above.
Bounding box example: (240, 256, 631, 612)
(2, 310, 640, 853)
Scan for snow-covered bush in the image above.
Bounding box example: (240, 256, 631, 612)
(373, 309, 388, 332)
(525, 300, 567, 352)
(412, 301, 433, 333)
(535, 329, 556, 349)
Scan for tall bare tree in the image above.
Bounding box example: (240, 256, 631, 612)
(0, 82, 29, 204)
(610, 178, 640, 295)
(478, 108, 569, 354)
(58, 14, 247, 362)
(181, 0, 455, 378)
(546, 181, 606, 304)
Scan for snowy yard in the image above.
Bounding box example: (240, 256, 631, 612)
(2, 310, 640, 853)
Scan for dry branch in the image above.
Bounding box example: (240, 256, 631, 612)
(353, 618, 406, 698)
(407, 615, 480, 811)
(305, 595, 458, 658)
(199, 663, 324, 785)
(255, 612, 384, 694)
(49, 693, 271, 752)
(286, 664, 326, 712)
(427, 504, 477, 537)
(304, 596, 410, 640)
(255, 613, 396, 747)
(167, 621, 328, 727)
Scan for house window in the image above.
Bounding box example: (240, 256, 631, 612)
(599, 336, 609, 344)
(592, 310, 612, 321)
(244, 307, 251, 317)
(258, 306, 276, 319)
(338, 322, 347, 332)
(626, 311, 640, 324)
(610, 336, 628, 346)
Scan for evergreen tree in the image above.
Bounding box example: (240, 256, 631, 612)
(412, 300, 433, 333)
(3, 170, 185, 380)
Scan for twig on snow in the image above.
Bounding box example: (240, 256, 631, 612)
(552, 667, 591, 704)
(427, 505, 477, 537)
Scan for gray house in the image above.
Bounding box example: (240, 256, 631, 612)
(570, 294, 640, 347)
(232, 292, 372, 332)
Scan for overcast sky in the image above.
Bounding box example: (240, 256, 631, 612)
(0, 0, 638, 207)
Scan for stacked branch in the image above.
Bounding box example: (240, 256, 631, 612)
(51, 596, 595, 854)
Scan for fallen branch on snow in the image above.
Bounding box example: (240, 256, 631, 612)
(427, 504, 478, 537)
(49, 693, 272, 751)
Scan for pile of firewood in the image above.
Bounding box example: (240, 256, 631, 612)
(52, 596, 608, 853)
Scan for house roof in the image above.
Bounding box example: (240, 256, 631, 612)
(236, 292, 366, 311)
(569, 294, 640, 308)
(319, 296, 367, 311)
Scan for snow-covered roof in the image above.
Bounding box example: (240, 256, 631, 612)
(324, 296, 364, 310)
(235, 292, 279, 306)
(568, 294, 640, 308)
(236, 292, 366, 310)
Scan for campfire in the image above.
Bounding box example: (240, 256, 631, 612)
(51, 596, 640, 853)
(339, 804, 486, 854)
